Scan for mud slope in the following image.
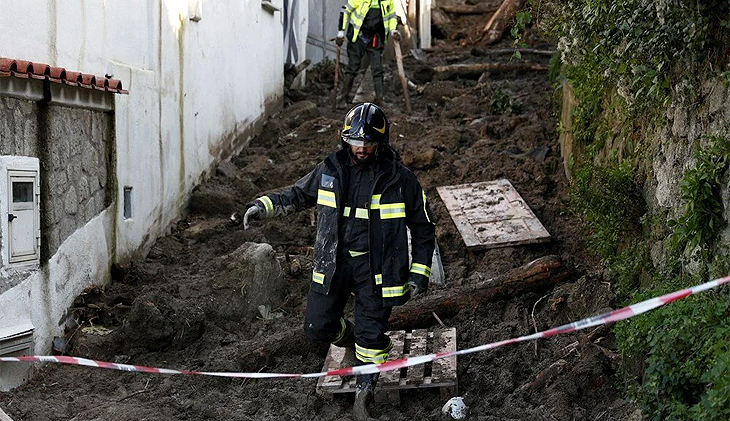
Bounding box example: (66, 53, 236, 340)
(1, 6, 638, 421)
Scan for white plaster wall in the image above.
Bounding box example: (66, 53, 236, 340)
(0, 0, 306, 387)
(0, 210, 114, 390)
(307, 0, 346, 64)
(0, 0, 289, 262)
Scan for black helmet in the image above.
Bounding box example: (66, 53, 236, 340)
(341, 103, 389, 148)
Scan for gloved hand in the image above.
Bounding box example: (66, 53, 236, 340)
(407, 274, 428, 296)
(390, 29, 401, 42)
(336, 30, 345, 46)
(229, 205, 262, 229)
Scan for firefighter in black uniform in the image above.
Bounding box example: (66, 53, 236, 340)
(231, 103, 435, 420)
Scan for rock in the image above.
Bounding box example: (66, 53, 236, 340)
(216, 160, 239, 179)
(189, 185, 239, 217)
(402, 147, 437, 169)
(122, 293, 205, 352)
(180, 218, 221, 242)
(216, 242, 286, 320)
(442, 397, 468, 419)
(279, 100, 319, 129)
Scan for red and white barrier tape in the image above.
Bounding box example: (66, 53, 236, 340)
(2, 275, 729, 379)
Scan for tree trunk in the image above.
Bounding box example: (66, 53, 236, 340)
(389, 255, 568, 329)
(471, 48, 555, 57)
(439, 4, 499, 15)
(433, 62, 548, 79)
(482, 0, 529, 45)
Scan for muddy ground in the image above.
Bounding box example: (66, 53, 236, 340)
(1, 6, 641, 421)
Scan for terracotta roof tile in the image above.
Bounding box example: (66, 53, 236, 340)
(0, 58, 14, 77)
(13, 60, 32, 78)
(64, 71, 81, 87)
(94, 77, 108, 91)
(0, 57, 128, 94)
(29, 63, 50, 80)
(48, 66, 66, 83)
(78, 73, 95, 88)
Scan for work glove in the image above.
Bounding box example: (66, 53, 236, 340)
(336, 30, 345, 46)
(390, 29, 401, 42)
(407, 273, 428, 296)
(229, 204, 263, 230)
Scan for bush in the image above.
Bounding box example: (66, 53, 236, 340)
(570, 159, 649, 299)
(615, 283, 730, 420)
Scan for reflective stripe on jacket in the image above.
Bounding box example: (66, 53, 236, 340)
(339, 0, 398, 43)
(254, 148, 435, 307)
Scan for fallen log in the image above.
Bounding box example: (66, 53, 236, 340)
(237, 327, 326, 371)
(440, 3, 498, 15)
(431, 7, 452, 27)
(471, 48, 555, 57)
(390, 255, 567, 329)
(433, 62, 548, 80)
(482, 0, 528, 45)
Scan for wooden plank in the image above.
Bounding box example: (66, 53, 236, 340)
(405, 329, 428, 385)
(436, 179, 550, 250)
(318, 345, 347, 390)
(0, 407, 15, 421)
(318, 328, 458, 398)
(379, 330, 405, 389)
(376, 330, 405, 404)
(432, 328, 457, 388)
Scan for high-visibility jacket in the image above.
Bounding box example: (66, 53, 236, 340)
(339, 0, 398, 43)
(252, 147, 435, 307)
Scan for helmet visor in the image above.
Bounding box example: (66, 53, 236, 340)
(342, 135, 379, 148)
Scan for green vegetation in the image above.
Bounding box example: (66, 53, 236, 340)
(669, 136, 730, 258)
(536, 0, 730, 146)
(533, 0, 730, 418)
(615, 285, 730, 421)
(488, 86, 522, 114)
(510, 10, 533, 59)
(570, 157, 648, 300)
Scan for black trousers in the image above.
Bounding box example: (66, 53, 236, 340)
(304, 252, 392, 363)
(345, 38, 384, 92)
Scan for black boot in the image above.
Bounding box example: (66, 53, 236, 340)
(332, 319, 355, 349)
(353, 373, 378, 421)
(338, 75, 355, 109)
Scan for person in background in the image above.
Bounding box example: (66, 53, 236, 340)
(336, 0, 400, 108)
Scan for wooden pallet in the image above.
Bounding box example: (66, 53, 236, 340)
(316, 328, 458, 403)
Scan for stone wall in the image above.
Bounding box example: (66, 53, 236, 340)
(42, 106, 113, 257)
(0, 96, 40, 156)
(560, 77, 730, 271)
(644, 78, 730, 269)
(0, 95, 113, 275)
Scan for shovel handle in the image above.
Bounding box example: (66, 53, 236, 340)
(393, 40, 412, 113)
(332, 44, 341, 112)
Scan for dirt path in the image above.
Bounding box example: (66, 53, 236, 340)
(1, 10, 639, 421)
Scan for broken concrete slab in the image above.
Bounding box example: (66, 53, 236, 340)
(436, 179, 550, 250)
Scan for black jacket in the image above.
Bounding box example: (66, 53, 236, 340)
(253, 147, 435, 307)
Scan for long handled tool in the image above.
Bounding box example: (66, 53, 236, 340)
(393, 39, 412, 113)
(332, 42, 341, 112)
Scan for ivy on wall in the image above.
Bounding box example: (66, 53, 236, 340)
(533, 1, 730, 418)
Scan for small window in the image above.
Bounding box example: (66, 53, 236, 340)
(12, 182, 34, 203)
(123, 187, 132, 219)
